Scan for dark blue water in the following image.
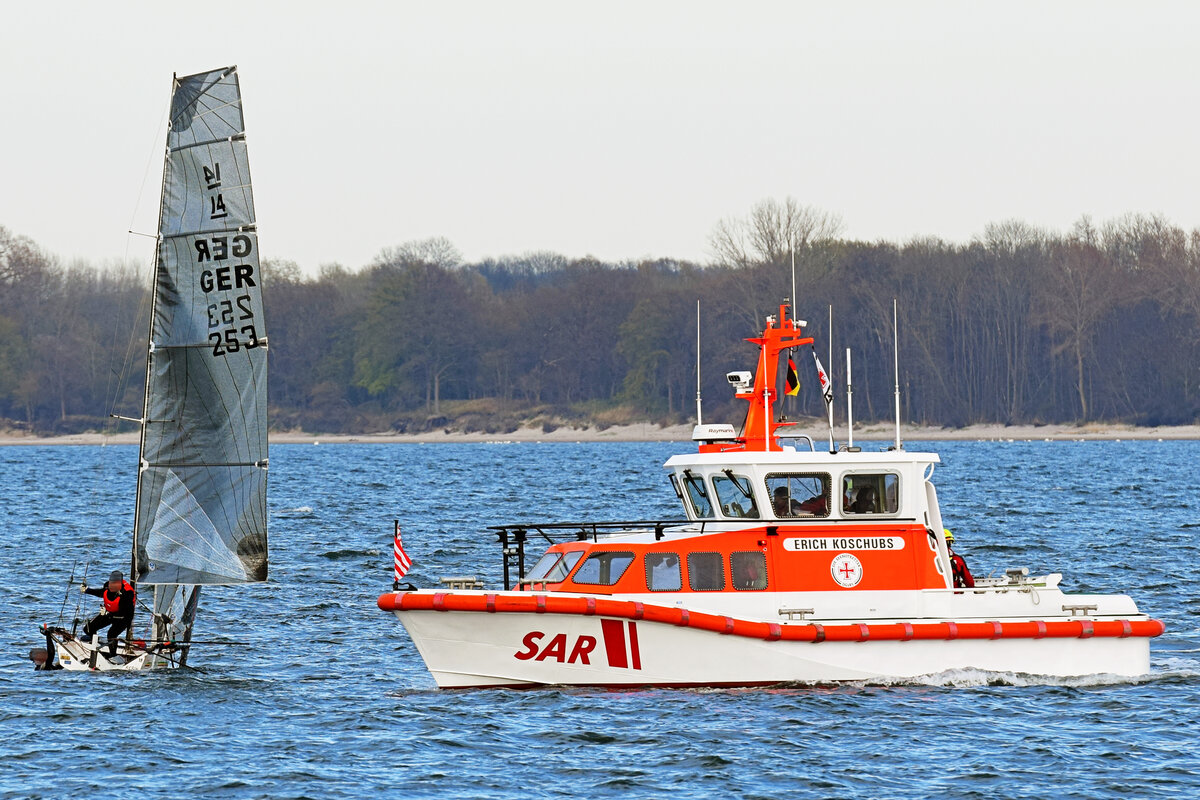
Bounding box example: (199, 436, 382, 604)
(3, 439, 1198, 799)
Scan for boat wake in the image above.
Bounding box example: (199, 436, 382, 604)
(276, 506, 314, 517)
(319, 548, 380, 561)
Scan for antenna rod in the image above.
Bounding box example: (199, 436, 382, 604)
(790, 246, 797, 324)
(828, 305, 835, 452)
(893, 298, 902, 450)
(846, 348, 854, 450)
(695, 300, 702, 425)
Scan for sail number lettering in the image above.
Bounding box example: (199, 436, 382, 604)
(207, 293, 260, 357)
(195, 234, 260, 358)
(195, 234, 253, 263)
(200, 263, 256, 292)
(204, 161, 227, 220)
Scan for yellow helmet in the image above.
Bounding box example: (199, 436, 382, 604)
(943, 528, 954, 543)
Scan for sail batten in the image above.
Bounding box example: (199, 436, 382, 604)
(134, 65, 269, 589)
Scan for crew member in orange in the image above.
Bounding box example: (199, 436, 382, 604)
(944, 529, 974, 588)
(81, 571, 136, 657)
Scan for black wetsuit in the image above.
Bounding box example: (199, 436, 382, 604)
(33, 629, 63, 671)
(82, 584, 135, 654)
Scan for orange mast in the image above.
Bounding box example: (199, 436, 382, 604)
(734, 303, 813, 452)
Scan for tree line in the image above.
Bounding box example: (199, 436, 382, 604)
(2, 199, 1198, 435)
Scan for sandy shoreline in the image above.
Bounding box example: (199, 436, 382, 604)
(1, 421, 1198, 446)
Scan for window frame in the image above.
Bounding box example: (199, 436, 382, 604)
(681, 471, 715, 519)
(729, 550, 768, 591)
(687, 551, 726, 591)
(570, 550, 636, 586)
(764, 471, 833, 519)
(712, 471, 761, 519)
(644, 551, 683, 592)
(841, 471, 901, 516)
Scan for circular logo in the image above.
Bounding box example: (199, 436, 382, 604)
(830, 553, 863, 588)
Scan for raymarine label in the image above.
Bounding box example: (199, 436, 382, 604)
(783, 536, 906, 552)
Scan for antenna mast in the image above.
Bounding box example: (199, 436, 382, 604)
(695, 299, 702, 425)
(846, 348, 854, 450)
(893, 298, 902, 450)
(790, 246, 797, 325)
(827, 306, 835, 452)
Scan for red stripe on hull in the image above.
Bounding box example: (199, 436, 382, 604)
(600, 618, 627, 668)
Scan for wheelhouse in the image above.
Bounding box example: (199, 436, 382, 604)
(663, 447, 938, 525)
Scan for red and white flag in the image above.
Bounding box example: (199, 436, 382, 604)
(812, 349, 833, 407)
(393, 523, 412, 583)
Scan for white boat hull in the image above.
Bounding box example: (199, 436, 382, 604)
(388, 601, 1153, 688)
(51, 635, 184, 672)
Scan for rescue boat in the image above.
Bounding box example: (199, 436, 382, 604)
(378, 304, 1164, 688)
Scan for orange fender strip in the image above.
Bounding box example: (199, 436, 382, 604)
(377, 592, 1166, 642)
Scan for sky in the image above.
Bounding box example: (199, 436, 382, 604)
(3, 0, 1198, 273)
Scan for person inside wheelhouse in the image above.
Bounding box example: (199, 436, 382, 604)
(843, 474, 899, 515)
(767, 474, 830, 519)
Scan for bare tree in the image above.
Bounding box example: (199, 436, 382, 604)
(372, 236, 463, 269)
(1037, 217, 1121, 420)
(708, 197, 844, 268)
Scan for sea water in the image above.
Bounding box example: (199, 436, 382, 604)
(2, 439, 1198, 799)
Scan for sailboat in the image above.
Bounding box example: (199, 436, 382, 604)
(43, 66, 269, 671)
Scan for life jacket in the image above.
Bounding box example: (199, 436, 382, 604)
(950, 554, 975, 588)
(103, 581, 135, 614)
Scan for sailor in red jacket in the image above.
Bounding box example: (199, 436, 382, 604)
(81, 570, 136, 657)
(944, 529, 975, 588)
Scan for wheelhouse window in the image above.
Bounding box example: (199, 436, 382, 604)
(687, 551, 725, 591)
(571, 551, 635, 586)
(712, 471, 760, 519)
(765, 472, 831, 518)
(645, 552, 682, 592)
(681, 472, 715, 518)
(730, 551, 767, 590)
(843, 473, 900, 515)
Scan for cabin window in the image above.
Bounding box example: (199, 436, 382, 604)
(842, 473, 900, 515)
(687, 552, 726, 591)
(645, 552, 682, 591)
(712, 472, 761, 519)
(730, 551, 768, 590)
(524, 551, 562, 582)
(523, 550, 584, 583)
(764, 472, 831, 518)
(571, 551, 635, 586)
(682, 472, 715, 518)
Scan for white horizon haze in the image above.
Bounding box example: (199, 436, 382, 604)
(3, 0, 1198, 274)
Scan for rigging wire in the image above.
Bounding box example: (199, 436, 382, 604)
(107, 90, 170, 426)
(56, 560, 77, 626)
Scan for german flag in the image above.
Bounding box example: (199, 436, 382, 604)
(785, 356, 801, 396)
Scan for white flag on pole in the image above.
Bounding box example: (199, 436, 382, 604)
(813, 349, 833, 407)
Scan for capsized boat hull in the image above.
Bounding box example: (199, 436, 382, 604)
(382, 591, 1159, 688)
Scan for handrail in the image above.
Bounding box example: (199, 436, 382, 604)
(491, 520, 693, 590)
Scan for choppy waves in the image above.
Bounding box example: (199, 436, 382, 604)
(4, 440, 1200, 799)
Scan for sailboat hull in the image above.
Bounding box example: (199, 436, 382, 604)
(53, 638, 154, 672)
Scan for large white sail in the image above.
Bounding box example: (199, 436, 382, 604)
(134, 65, 268, 589)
